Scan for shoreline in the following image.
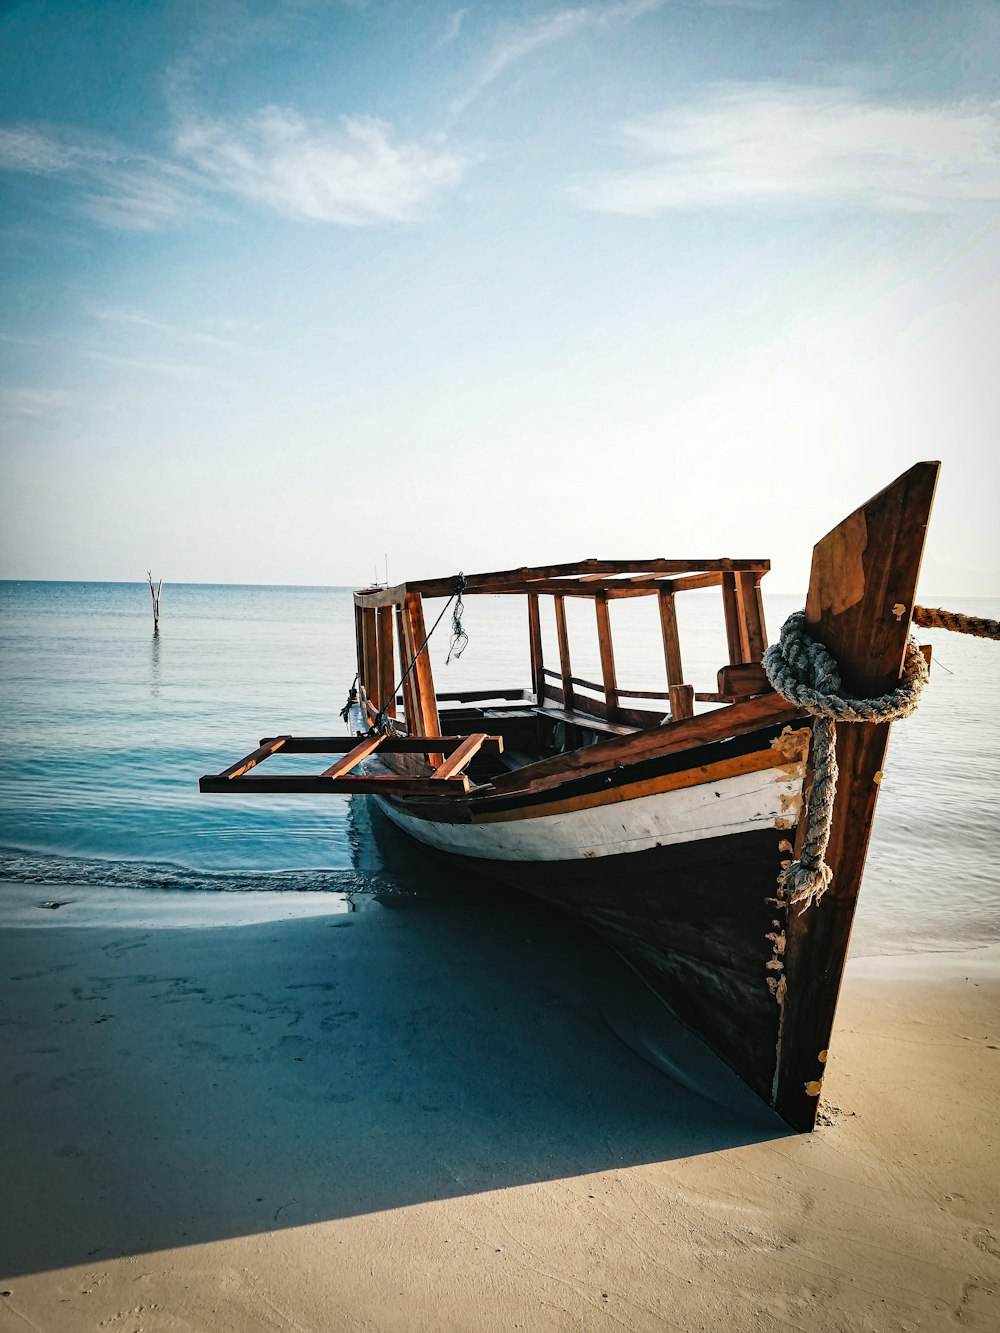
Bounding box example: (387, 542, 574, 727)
(2, 881, 998, 1330)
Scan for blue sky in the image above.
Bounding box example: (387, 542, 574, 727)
(1, 0, 997, 593)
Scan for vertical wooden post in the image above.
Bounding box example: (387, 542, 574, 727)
(721, 571, 747, 665)
(658, 589, 693, 720)
(377, 605, 396, 720)
(737, 570, 767, 662)
(594, 594, 619, 719)
(773, 461, 939, 1131)
(402, 592, 442, 765)
(527, 594, 544, 704)
(554, 595, 573, 710)
(361, 607, 379, 710)
(395, 605, 417, 733)
(354, 604, 366, 687)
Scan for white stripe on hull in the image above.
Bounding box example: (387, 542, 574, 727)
(376, 764, 802, 864)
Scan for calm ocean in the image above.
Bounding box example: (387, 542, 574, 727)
(1, 580, 997, 957)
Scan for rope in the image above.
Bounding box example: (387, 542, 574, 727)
(339, 673, 359, 724)
(762, 611, 929, 912)
(446, 573, 469, 664)
(913, 605, 1000, 639)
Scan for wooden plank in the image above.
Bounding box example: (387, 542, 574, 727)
(361, 607, 379, 706)
(201, 774, 471, 796)
(534, 704, 635, 736)
(320, 733, 385, 779)
(216, 735, 291, 781)
(396, 603, 418, 734)
(484, 691, 802, 797)
(668, 683, 695, 720)
(721, 572, 747, 665)
(657, 589, 684, 689)
(252, 735, 503, 755)
(406, 558, 771, 598)
(737, 570, 767, 662)
(377, 605, 396, 718)
(354, 581, 408, 609)
(527, 593, 544, 704)
(717, 663, 771, 698)
(554, 595, 574, 711)
(773, 460, 940, 1132)
(594, 594, 619, 718)
(354, 605, 365, 683)
(433, 732, 502, 779)
(403, 592, 443, 766)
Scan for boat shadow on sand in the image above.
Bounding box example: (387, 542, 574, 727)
(1, 805, 789, 1279)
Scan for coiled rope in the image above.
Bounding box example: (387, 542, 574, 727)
(762, 612, 929, 911)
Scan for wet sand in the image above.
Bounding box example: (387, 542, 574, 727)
(1, 881, 998, 1332)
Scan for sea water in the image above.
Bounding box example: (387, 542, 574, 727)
(1, 579, 997, 957)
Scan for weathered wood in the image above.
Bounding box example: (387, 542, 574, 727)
(485, 690, 801, 796)
(717, 663, 771, 698)
(395, 603, 418, 732)
(202, 773, 471, 796)
(534, 704, 635, 736)
(773, 460, 940, 1131)
(554, 595, 574, 711)
(320, 733, 385, 779)
(255, 735, 502, 755)
(668, 683, 695, 720)
(721, 572, 747, 665)
(377, 605, 396, 718)
(402, 592, 443, 765)
(527, 593, 544, 704)
(657, 589, 685, 692)
(216, 735, 291, 781)
(594, 594, 619, 718)
(737, 570, 767, 662)
(433, 732, 502, 779)
(360, 607, 379, 706)
(406, 559, 771, 599)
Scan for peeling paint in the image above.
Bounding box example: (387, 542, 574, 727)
(765, 958, 784, 972)
(818, 1049, 828, 1063)
(766, 929, 786, 955)
(778, 839, 793, 854)
(804, 1079, 823, 1097)
(773, 816, 793, 830)
(769, 726, 811, 763)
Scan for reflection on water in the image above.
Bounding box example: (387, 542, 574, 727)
(149, 629, 162, 697)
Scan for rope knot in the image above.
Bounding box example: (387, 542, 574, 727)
(762, 612, 929, 911)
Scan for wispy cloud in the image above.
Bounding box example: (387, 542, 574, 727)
(91, 308, 256, 354)
(437, 8, 468, 48)
(0, 106, 466, 231)
(450, 0, 664, 117)
(174, 109, 465, 224)
(0, 123, 201, 230)
(570, 84, 1000, 214)
(0, 387, 69, 417)
(83, 349, 245, 389)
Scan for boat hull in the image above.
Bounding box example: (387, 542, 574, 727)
(374, 721, 810, 1103)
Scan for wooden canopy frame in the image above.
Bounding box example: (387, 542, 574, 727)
(352, 558, 772, 739)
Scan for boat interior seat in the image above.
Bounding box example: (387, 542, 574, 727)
(532, 703, 637, 736)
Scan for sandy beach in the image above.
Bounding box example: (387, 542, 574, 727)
(1, 880, 997, 1333)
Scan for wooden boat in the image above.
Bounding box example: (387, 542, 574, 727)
(202, 462, 940, 1131)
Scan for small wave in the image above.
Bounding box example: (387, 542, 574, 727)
(0, 848, 410, 898)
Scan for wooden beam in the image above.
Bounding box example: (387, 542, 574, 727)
(320, 733, 385, 779)
(668, 684, 695, 720)
(395, 603, 418, 733)
(253, 735, 502, 755)
(716, 663, 771, 698)
(554, 595, 574, 711)
(216, 735, 291, 781)
(657, 589, 684, 689)
(594, 594, 619, 718)
(360, 606, 379, 706)
(773, 460, 940, 1132)
(483, 690, 801, 799)
(527, 593, 544, 704)
(202, 774, 471, 796)
(406, 558, 770, 598)
(403, 592, 443, 766)
(737, 570, 767, 662)
(376, 605, 396, 719)
(721, 572, 747, 665)
(432, 732, 502, 779)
